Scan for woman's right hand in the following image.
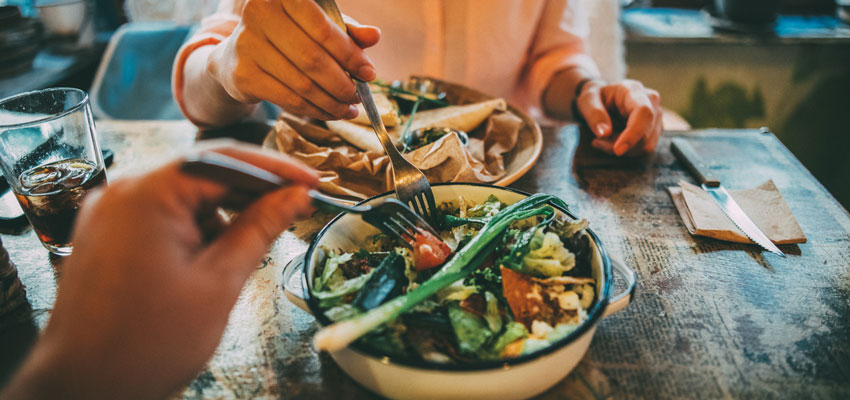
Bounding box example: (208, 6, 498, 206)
(207, 0, 381, 120)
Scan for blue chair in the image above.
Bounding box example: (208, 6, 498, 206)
(90, 22, 192, 119)
(90, 21, 281, 121)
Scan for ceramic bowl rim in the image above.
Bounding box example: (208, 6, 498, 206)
(303, 182, 613, 371)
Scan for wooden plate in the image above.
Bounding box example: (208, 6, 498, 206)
(262, 76, 543, 202)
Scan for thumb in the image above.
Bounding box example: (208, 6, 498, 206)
(343, 15, 381, 48)
(196, 185, 313, 280)
(576, 84, 613, 138)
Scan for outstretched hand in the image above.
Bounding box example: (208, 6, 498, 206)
(2, 143, 317, 399)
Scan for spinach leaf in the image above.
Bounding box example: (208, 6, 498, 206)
(352, 252, 406, 311)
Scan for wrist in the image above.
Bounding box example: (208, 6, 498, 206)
(570, 78, 605, 122)
(542, 67, 602, 120)
(183, 44, 257, 127)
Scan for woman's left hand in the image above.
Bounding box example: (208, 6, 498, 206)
(575, 79, 663, 156)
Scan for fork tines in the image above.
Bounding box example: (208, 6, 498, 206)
(363, 198, 440, 245)
(406, 191, 439, 229)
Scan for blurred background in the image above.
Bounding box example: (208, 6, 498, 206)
(0, 0, 848, 208)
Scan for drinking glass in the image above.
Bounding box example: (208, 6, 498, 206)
(0, 88, 107, 255)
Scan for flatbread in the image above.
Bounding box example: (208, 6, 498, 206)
(325, 120, 402, 154)
(349, 91, 401, 127)
(408, 98, 506, 133)
(327, 97, 507, 153)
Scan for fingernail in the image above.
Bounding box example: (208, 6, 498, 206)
(344, 105, 358, 119)
(614, 143, 627, 156)
(596, 123, 610, 137)
(358, 64, 376, 81)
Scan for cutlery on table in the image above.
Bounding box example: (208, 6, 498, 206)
(179, 151, 441, 245)
(313, 0, 439, 226)
(671, 137, 785, 257)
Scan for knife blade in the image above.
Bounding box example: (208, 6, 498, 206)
(671, 137, 785, 257)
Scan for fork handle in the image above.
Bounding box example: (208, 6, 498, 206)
(354, 81, 410, 166)
(180, 152, 370, 214)
(313, 0, 410, 169)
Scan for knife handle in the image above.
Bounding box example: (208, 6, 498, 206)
(671, 137, 721, 187)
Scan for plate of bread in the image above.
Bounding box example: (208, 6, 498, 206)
(263, 76, 543, 202)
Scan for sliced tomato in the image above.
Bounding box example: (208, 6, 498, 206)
(412, 230, 452, 270)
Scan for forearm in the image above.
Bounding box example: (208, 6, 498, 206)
(179, 45, 257, 128)
(541, 66, 601, 120)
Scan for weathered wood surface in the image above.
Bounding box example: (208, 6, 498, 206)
(2, 120, 849, 399)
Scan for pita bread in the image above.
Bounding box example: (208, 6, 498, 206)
(325, 120, 402, 154)
(327, 97, 507, 153)
(349, 92, 401, 127)
(408, 98, 507, 133)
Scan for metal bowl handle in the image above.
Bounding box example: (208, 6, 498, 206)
(282, 253, 311, 313)
(602, 256, 637, 318)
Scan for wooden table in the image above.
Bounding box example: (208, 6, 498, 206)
(2, 120, 849, 398)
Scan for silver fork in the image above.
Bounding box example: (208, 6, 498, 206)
(314, 0, 439, 226)
(179, 151, 440, 244)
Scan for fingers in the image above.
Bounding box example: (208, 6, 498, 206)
(643, 89, 663, 153)
(279, 0, 377, 81)
(252, 12, 360, 104)
(343, 15, 381, 48)
(197, 185, 314, 280)
(252, 69, 339, 120)
(245, 30, 357, 119)
(576, 81, 612, 138)
(600, 81, 660, 156)
(209, 144, 320, 186)
(209, 28, 336, 120)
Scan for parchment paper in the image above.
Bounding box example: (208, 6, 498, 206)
(668, 180, 806, 244)
(274, 103, 520, 200)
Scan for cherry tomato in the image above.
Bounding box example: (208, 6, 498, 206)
(412, 230, 451, 270)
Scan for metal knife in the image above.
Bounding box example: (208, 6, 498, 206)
(671, 137, 785, 257)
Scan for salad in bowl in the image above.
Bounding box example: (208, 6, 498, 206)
(284, 183, 635, 400)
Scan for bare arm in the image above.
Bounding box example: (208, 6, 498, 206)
(532, 1, 663, 156)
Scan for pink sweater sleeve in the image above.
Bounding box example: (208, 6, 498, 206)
(520, 0, 601, 116)
(171, 0, 241, 125)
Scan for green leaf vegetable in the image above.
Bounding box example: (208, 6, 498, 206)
(448, 303, 494, 354)
(315, 251, 351, 291)
(400, 94, 425, 153)
(314, 270, 374, 308)
(314, 193, 563, 351)
(353, 253, 406, 311)
(521, 230, 576, 277)
(371, 80, 450, 107)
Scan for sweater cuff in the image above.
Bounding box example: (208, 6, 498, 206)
(171, 33, 227, 126)
(525, 50, 601, 120)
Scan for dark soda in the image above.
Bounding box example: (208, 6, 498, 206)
(14, 158, 107, 252)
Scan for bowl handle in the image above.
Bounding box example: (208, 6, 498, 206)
(282, 252, 312, 313)
(603, 256, 637, 318)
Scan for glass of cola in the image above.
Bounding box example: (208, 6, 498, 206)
(0, 88, 107, 255)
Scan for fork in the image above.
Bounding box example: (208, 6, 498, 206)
(314, 0, 439, 226)
(179, 151, 440, 245)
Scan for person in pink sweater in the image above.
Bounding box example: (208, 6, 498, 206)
(175, 0, 662, 156)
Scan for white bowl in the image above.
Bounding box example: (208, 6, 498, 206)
(283, 183, 636, 400)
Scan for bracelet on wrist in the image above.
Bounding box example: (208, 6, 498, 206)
(570, 78, 594, 122)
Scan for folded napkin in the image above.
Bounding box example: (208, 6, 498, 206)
(668, 180, 806, 244)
